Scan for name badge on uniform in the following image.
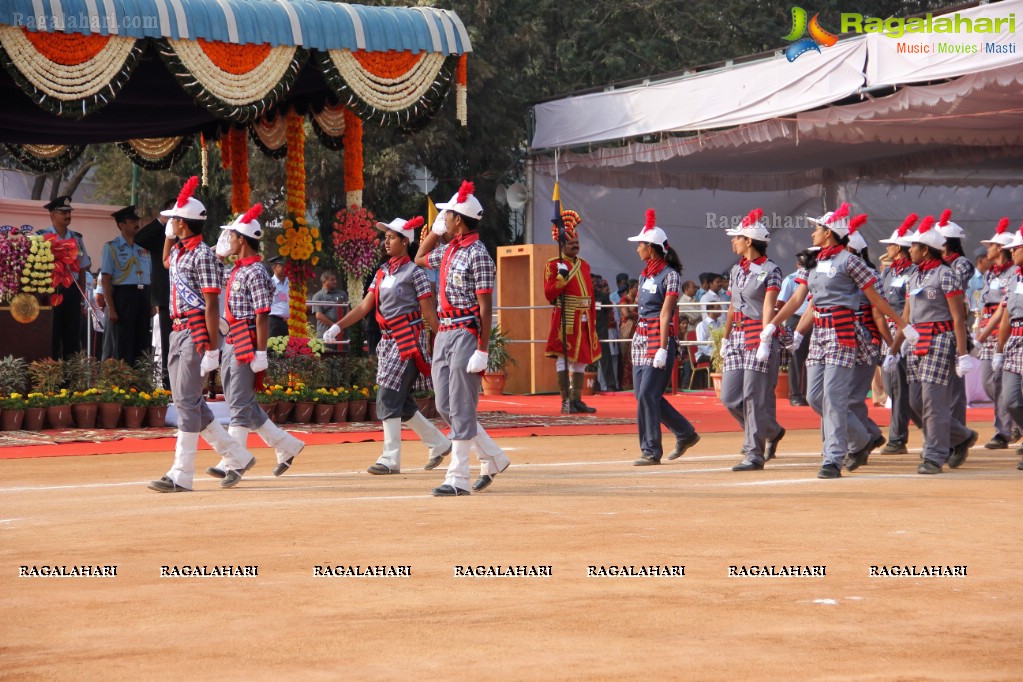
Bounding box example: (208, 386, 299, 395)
(990, 280, 1002, 291)
(749, 263, 763, 275)
(1015, 281, 1023, 294)
(816, 261, 834, 277)
(381, 274, 397, 289)
(891, 276, 906, 288)
(909, 287, 923, 297)
(642, 279, 658, 293)
(756, 271, 768, 283)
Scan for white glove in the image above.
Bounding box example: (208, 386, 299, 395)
(902, 325, 920, 348)
(466, 350, 489, 374)
(759, 323, 777, 344)
(556, 262, 569, 278)
(882, 353, 900, 374)
(754, 341, 771, 363)
(164, 220, 176, 239)
(992, 353, 1004, 372)
(431, 214, 448, 236)
(956, 354, 978, 377)
(720, 338, 730, 357)
(652, 347, 668, 369)
(200, 349, 220, 377)
(786, 331, 803, 352)
(323, 324, 341, 343)
(250, 350, 268, 373)
(215, 230, 232, 258)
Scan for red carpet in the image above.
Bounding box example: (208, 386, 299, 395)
(0, 390, 996, 460)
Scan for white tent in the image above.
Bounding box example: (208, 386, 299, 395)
(526, 0, 1023, 280)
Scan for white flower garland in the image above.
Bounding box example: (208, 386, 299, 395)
(0, 26, 137, 101)
(251, 115, 288, 152)
(168, 40, 298, 106)
(311, 104, 347, 137)
(325, 50, 446, 112)
(456, 83, 467, 126)
(22, 143, 71, 159)
(125, 137, 184, 161)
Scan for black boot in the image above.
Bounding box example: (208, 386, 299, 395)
(571, 372, 597, 413)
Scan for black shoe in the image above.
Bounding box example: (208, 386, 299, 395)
(817, 464, 842, 479)
(870, 435, 886, 452)
(561, 400, 574, 414)
(1010, 427, 1022, 444)
(368, 463, 399, 475)
(984, 434, 1009, 449)
(571, 399, 596, 414)
(472, 475, 495, 492)
(633, 455, 660, 466)
(667, 433, 701, 460)
(880, 441, 908, 455)
(431, 484, 470, 497)
(948, 430, 978, 469)
(206, 466, 227, 479)
(765, 428, 785, 461)
(918, 460, 942, 475)
(221, 457, 257, 488)
(424, 443, 452, 471)
(148, 476, 190, 493)
(789, 397, 809, 407)
(732, 459, 764, 472)
(272, 456, 294, 477)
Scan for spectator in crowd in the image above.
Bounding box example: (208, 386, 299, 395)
(678, 279, 702, 327)
(695, 272, 714, 302)
(267, 256, 289, 338)
(701, 273, 727, 316)
(593, 273, 619, 392)
(100, 205, 152, 366)
(311, 270, 348, 348)
(618, 279, 638, 390)
(695, 308, 723, 365)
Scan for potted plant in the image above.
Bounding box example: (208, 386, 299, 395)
(95, 385, 126, 429)
(29, 358, 71, 429)
(482, 325, 517, 396)
(66, 353, 99, 428)
(121, 388, 149, 428)
(366, 384, 380, 421)
(0, 355, 30, 397)
(332, 386, 350, 422)
(709, 324, 727, 400)
(22, 391, 48, 430)
(348, 384, 370, 422)
(145, 388, 172, 427)
(312, 387, 338, 424)
(45, 388, 73, 429)
(291, 383, 316, 424)
(0, 392, 26, 431)
(264, 384, 292, 423)
(255, 387, 276, 423)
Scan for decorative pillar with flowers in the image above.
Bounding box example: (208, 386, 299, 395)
(278, 107, 322, 338)
(331, 206, 380, 309)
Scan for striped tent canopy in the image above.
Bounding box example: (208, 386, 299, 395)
(0, 0, 471, 147)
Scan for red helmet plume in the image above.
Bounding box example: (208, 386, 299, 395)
(826, 202, 850, 224)
(897, 213, 918, 237)
(996, 217, 1009, 234)
(644, 208, 656, 232)
(405, 216, 425, 232)
(176, 176, 199, 209)
(741, 208, 763, 228)
(918, 215, 936, 233)
(240, 203, 263, 225)
(938, 209, 952, 226)
(456, 181, 475, 204)
(849, 214, 867, 233)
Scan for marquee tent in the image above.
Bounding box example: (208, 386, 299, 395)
(526, 0, 1023, 280)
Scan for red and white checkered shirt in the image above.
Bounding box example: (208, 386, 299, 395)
(224, 255, 274, 322)
(169, 235, 222, 319)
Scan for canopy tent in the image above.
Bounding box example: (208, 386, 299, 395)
(0, 0, 471, 167)
(526, 0, 1023, 279)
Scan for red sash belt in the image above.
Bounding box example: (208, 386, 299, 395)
(733, 311, 766, 351)
(1011, 318, 1023, 337)
(226, 317, 256, 363)
(378, 311, 431, 376)
(639, 316, 675, 358)
(174, 308, 210, 355)
(911, 320, 954, 355)
(980, 303, 1000, 328)
(813, 307, 857, 348)
(856, 304, 881, 344)
(438, 305, 480, 337)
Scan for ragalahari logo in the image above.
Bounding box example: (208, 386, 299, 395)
(783, 7, 838, 61)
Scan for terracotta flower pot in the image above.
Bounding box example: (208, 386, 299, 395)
(1, 409, 24, 431)
(258, 402, 275, 423)
(314, 403, 334, 424)
(147, 405, 169, 428)
(710, 373, 723, 401)
(123, 405, 147, 429)
(71, 402, 98, 429)
(481, 371, 506, 396)
(347, 399, 367, 422)
(98, 401, 122, 429)
(292, 401, 315, 424)
(774, 371, 790, 400)
(23, 407, 46, 431)
(368, 402, 378, 422)
(332, 401, 349, 423)
(428, 398, 437, 419)
(46, 404, 73, 430)
(275, 401, 294, 423)
(415, 397, 430, 416)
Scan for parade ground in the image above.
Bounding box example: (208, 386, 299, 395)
(1, 394, 1020, 680)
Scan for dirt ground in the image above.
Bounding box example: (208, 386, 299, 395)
(1, 427, 1021, 681)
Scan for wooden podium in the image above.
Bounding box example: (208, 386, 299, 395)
(496, 244, 560, 395)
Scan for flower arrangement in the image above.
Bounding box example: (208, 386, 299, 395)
(267, 335, 324, 359)
(333, 386, 350, 402)
(349, 384, 371, 401)
(285, 108, 306, 216)
(24, 391, 50, 408)
(342, 107, 363, 205)
(20, 236, 55, 295)
(0, 392, 26, 410)
(277, 214, 321, 264)
(145, 388, 172, 406)
(332, 205, 381, 281)
(46, 388, 70, 406)
(0, 232, 31, 301)
(71, 388, 101, 404)
(41, 233, 81, 305)
(121, 387, 148, 407)
(312, 387, 340, 404)
(228, 126, 249, 213)
(262, 384, 289, 403)
(96, 386, 128, 403)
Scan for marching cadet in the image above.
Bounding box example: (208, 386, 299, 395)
(324, 216, 451, 475)
(877, 214, 922, 454)
(975, 218, 1017, 449)
(992, 226, 1023, 470)
(889, 216, 978, 474)
(203, 204, 305, 485)
(543, 210, 602, 414)
(720, 208, 786, 471)
(415, 181, 511, 496)
(147, 177, 253, 493)
(100, 205, 152, 366)
(628, 209, 701, 466)
(767, 203, 915, 479)
(936, 209, 975, 445)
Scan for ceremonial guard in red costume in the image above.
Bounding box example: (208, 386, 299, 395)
(543, 210, 602, 414)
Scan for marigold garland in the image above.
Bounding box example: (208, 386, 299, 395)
(229, 127, 249, 213)
(22, 30, 110, 66)
(456, 54, 467, 126)
(351, 50, 426, 80)
(343, 107, 363, 207)
(220, 133, 232, 169)
(285, 109, 306, 216)
(197, 39, 273, 76)
(19, 235, 56, 296)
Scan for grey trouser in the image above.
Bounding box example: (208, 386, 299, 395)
(377, 360, 420, 422)
(168, 329, 215, 433)
(909, 378, 971, 466)
(981, 359, 1013, 439)
(633, 343, 696, 459)
(881, 355, 919, 445)
(950, 374, 967, 428)
(432, 328, 481, 441)
(221, 341, 269, 430)
(720, 343, 782, 463)
(808, 363, 869, 467)
(849, 362, 883, 450)
(1001, 371, 1023, 440)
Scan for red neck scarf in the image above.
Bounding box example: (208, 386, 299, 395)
(439, 232, 480, 311)
(991, 261, 1012, 276)
(739, 255, 767, 273)
(891, 257, 912, 274)
(177, 234, 202, 251)
(816, 245, 844, 261)
(942, 253, 961, 265)
(386, 255, 411, 274)
(642, 257, 667, 279)
(917, 257, 942, 272)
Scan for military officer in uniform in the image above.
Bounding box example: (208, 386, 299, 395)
(100, 206, 152, 365)
(37, 196, 92, 359)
